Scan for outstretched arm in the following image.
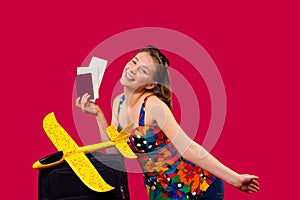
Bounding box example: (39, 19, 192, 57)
(147, 96, 259, 193)
(182, 141, 259, 193)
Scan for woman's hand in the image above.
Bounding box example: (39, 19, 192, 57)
(235, 174, 260, 194)
(76, 93, 101, 116)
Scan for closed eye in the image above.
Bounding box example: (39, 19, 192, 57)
(132, 60, 137, 64)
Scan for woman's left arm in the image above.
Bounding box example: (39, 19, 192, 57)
(147, 97, 259, 193)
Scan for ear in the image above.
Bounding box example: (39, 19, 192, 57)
(145, 82, 157, 90)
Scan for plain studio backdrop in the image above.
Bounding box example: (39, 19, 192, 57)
(1, 1, 299, 199)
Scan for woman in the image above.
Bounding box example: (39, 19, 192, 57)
(76, 45, 259, 200)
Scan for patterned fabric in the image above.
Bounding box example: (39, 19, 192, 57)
(117, 95, 215, 200)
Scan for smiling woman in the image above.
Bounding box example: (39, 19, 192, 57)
(76, 45, 260, 200)
(120, 52, 154, 89)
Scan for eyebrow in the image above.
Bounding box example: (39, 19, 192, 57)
(134, 56, 149, 71)
(142, 65, 150, 71)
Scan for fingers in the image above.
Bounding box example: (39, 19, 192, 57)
(247, 181, 260, 193)
(251, 179, 259, 186)
(76, 93, 91, 111)
(81, 93, 91, 105)
(75, 97, 81, 107)
(250, 179, 260, 192)
(245, 178, 260, 193)
(76, 93, 100, 116)
(238, 174, 260, 194)
(82, 93, 91, 111)
(251, 175, 259, 180)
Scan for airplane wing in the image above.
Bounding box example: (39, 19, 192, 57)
(43, 112, 78, 151)
(42, 112, 114, 192)
(66, 152, 114, 192)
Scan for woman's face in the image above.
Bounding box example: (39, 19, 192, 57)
(120, 52, 156, 90)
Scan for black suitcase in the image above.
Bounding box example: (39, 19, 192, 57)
(38, 152, 130, 200)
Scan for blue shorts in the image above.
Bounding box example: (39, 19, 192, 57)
(199, 178, 224, 200)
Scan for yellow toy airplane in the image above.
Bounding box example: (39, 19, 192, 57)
(32, 112, 136, 192)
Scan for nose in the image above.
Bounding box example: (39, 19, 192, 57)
(129, 65, 138, 74)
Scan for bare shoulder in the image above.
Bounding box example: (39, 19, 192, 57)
(146, 95, 172, 127)
(146, 95, 170, 110)
(113, 93, 124, 103)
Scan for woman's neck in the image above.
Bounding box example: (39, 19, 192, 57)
(123, 87, 149, 108)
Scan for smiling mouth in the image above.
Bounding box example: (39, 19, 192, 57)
(126, 72, 135, 81)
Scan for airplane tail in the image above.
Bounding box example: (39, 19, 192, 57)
(106, 124, 137, 159)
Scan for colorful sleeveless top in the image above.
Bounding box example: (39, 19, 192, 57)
(117, 95, 215, 200)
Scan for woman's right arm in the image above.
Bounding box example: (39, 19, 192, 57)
(76, 93, 121, 154)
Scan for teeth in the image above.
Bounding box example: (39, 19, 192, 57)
(126, 72, 134, 80)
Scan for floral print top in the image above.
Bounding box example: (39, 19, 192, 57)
(118, 95, 215, 200)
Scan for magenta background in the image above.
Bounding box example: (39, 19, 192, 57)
(1, 1, 299, 199)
